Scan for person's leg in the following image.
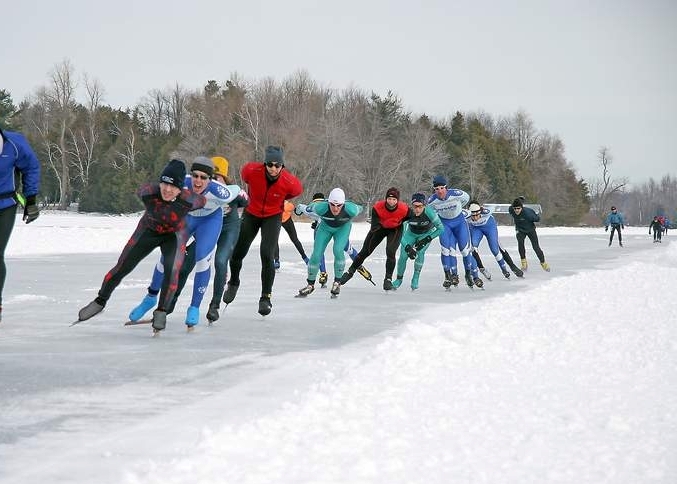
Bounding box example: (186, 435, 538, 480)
(440, 227, 459, 274)
(258, 215, 282, 296)
(98, 227, 159, 302)
(0, 207, 16, 307)
(384, 226, 403, 281)
(526, 230, 545, 263)
(307, 229, 333, 283)
(210, 217, 240, 306)
(283, 218, 308, 261)
(393, 231, 416, 288)
(189, 214, 223, 309)
(157, 233, 184, 311)
(348, 228, 386, 273)
(228, 212, 259, 286)
(330, 224, 352, 281)
(516, 232, 527, 259)
(167, 241, 196, 314)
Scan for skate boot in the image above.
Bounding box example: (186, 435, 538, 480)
(78, 299, 105, 321)
(465, 272, 474, 288)
(356, 266, 376, 285)
(451, 273, 460, 287)
(383, 278, 394, 291)
(318, 272, 329, 287)
(356, 265, 372, 280)
(411, 272, 420, 290)
(222, 282, 239, 304)
(206, 302, 220, 322)
(540, 261, 551, 272)
(520, 259, 528, 271)
(502, 269, 511, 278)
(330, 281, 341, 297)
(473, 276, 484, 288)
(443, 269, 453, 288)
(129, 294, 157, 322)
(151, 310, 167, 332)
(297, 284, 315, 297)
(185, 306, 199, 328)
(479, 267, 492, 280)
(258, 295, 272, 316)
(339, 270, 354, 285)
(392, 276, 403, 289)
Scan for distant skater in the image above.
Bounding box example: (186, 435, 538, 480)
(604, 206, 625, 247)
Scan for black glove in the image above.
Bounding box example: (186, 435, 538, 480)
(310, 221, 318, 230)
(414, 235, 432, 251)
(404, 244, 417, 260)
(23, 196, 39, 224)
(621, 225, 625, 230)
(605, 226, 608, 232)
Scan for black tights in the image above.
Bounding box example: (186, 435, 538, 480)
(228, 212, 282, 295)
(0, 206, 17, 306)
(516, 230, 545, 263)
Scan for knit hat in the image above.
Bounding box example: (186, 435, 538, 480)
(386, 187, 400, 200)
(191, 156, 214, 177)
(211, 156, 229, 178)
(160, 159, 186, 189)
(312, 192, 325, 201)
(328, 188, 345, 205)
(511, 198, 524, 208)
(411, 192, 426, 205)
(432, 175, 447, 188)
(264, 146, 284, 165)
(611, 206, 617, 210)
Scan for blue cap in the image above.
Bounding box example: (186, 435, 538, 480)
(432, 175, 447, 188)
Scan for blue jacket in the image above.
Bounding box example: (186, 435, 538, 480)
(0, 129, 41, 210)
(604, 212, 625, 228)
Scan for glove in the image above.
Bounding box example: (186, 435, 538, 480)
(414, 235, 433, 251)
(23, 196, 40, 224)
(310, 221, 318, 230)
(404, 244, 417, 260)
(294, 203, 307, 215)
(605, 226, 608, 232)
(621, 225, 625, 230)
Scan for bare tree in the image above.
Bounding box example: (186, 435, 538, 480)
(110, 118, 140, 171)
(456, 141, 489, 200)
(588, 146, 627, 218)
(139, 89, 169, 136)
(26, 60, 77, 209)
(498, 110, 540, 166)
(69, 75, 104, 187)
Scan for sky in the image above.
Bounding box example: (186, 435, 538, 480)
(1, 212, 675, 483)
(3, 0, 676, 183)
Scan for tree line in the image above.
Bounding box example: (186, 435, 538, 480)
(1, 60, 674, 225)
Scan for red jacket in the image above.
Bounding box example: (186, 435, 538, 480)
(371, 200, 410, 229)
(241, 162, 303, 218)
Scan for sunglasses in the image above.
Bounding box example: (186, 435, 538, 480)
(513, 206, 522, 210)
(329, 202, 343, 208)
(412, 203, 424, 208)
(433, 185, 446, 190)
(191, 172, 210, 180)
(471, 211, 481, 216)
(265, 162, 283, 168)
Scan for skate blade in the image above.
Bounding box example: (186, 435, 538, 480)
(124, 318, 153, 326)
